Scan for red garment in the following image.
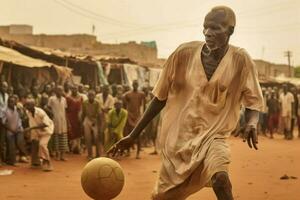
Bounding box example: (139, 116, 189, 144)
(66, 95, 83, 140)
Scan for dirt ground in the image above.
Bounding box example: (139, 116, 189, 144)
(0, 136, 299, 200)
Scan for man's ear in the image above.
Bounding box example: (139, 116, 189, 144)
(228, 26, 234, 36)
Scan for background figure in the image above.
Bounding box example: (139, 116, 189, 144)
(82, 90, 102, 160)
(26, 99, 54, 172)
(30, 86, 41, 107)
(123, 80, 145, 159)
(2, 96, 27, 166)
(106, 100, 128, 153)
(66, 86, 83, 154)
(48, 86, 69, 161)
(0, 81, 9, 165)
(258, 88, 268, 136)
(267, 91, 280, 138)
(96, 85, 115, 151)
(297, 89, 300, 138)
(279, 85, 294, 140)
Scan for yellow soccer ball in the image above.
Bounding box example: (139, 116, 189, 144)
(81, 157, 125, 200)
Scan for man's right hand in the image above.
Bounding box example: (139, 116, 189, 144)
(107, 135, 135, 157)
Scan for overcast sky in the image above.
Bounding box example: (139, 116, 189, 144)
(1, 0, 300, 65)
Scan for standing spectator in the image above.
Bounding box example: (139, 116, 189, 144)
(96, 85, 115, 113)
(43, 84, 54, 97)
(123, 80, 145, 159)
(290, 87, 298, 137)
(66, 86, 83, 154)
(267, 91, 280, 138)
(25, 99, 54, 172)
(0, 81, 8, 166)
(81, 90, 102, 160)
(279, 84, 294, 140)
(40, 94, 54, 157)
(78, 84, 88, 102)
(48, 86, 68, 161)
(106, 100, 128, 152)
(297, 88, 300, 138)
(258, 88, 268, 136)
(115, 85, 124, 101)
(96, 85, 115, 150)
(111, 84, 118, 98)
(2, 96, 28, 166)
(64, 82, 71, 97)
(7, 86, 14, 96)
(30, 86, 42, 107)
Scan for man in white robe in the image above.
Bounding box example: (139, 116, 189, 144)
(109, 6, 263, 200)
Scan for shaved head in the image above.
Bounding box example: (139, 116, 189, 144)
(210, 6, 236, 28)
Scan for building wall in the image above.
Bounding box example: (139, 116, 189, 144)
(0, 26, 157, 63)
(254, 59, 294, 78)
(92, 41, 157, 63)
(9, 25, 33, 35)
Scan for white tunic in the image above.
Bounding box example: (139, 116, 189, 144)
(151, 41, 263, 199)
(48, 96, 67, 134)
(26, 107, 54, 138)
(279, 92, 294, 117)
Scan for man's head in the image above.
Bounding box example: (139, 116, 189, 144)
(116, 85, 124, 95)
(78, 84, 84, 93)
(111, 84, 117, 95)
(55, 86, 64, 97)
(114, 100, 123, 111)
(8, 86, 14, 95)
(8, 96, 16, 109)
(203, 6, 236, 51)
(102, 85, 110, 95)
(32, 86, 39, 96)
(71, 85, 78, 96)
(0, 81, 8, 93)
(25, 98, 36, 113)
(41, 94, 49, 107)
(44, 84, 52, 94)
(283, 84, 288, 94)
(95, 86, 101, 94)
(64, 82, 70, 92)
(88, 90, 96, 103)
(132, 80, 139, 91)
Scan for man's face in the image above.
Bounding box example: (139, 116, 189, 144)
(78, 85, 84, 93)
(71, 87, 78, 96)
(88, 92, 95, 102)
(25, 102, 35, 113)
(283, 86, 288, 93)
(132, 82, 139, 91)
(1, 82, 8, 93)
(203, 10, 231, 51)
(56, 87, 63, 97)
(64, 82, 70, 91)
(45, 85, 51, 93)
(8, 97, 16, 109)
(115, 102, 122, 110)
(32, 87, 38, 95)
(103, 86, 109, 95)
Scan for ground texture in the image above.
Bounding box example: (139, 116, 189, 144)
(0, 136, 299, 200)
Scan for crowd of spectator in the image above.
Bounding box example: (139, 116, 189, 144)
(0, 80, 159, 172)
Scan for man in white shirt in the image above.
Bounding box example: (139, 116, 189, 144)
(279, 84, 295, 140)
(96, 85, 115, 112)
(25, 99, 54, 171)
(0, 81, 8, 165)
(48, 86, 68, 160)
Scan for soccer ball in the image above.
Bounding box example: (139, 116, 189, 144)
(81, 157, 125, 200)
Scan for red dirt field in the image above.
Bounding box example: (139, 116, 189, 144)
(0, 136, 299, 200)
